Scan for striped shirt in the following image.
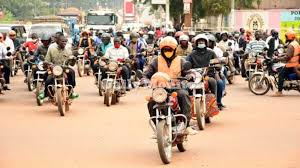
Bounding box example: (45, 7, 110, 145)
(246, 40, 267, 54)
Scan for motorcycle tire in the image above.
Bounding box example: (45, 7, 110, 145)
(98, 82, 103, 96)
(36, 82, 43, 106)
(177, 143, 186, 152)
(111, 93, 117, 105)
(248, 74, 270, 95)
(104, 89, 111, 107)
(57, 88, 66, 116)
(205, 117, 211, 124)
(27, 72, 34, 92)
(195, 98, 206, 130)
(77, 61, 84, 77)
(157, 120, 172, 164)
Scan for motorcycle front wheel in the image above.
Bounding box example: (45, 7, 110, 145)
(36, 82, 43, 106)
(248, 74, 270, 95)
(27, 72, 34, 91)
(157, 120, 172, 164)
(195, 98, 206, 130)
(77, 60, 84, 77)
(57, 88, 66, 116)
(104, 88, 111, 106)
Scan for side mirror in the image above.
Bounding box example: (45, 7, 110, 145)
(7, 52, 12, 56)
(6, 47, 10, 51)
(228, 42, 232, 46)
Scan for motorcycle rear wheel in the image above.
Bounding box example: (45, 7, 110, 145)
(249, 74, 270, 95)
(157, 120, 172, 164)
(111, 93, 117, 105)
(57, 88, 66, 116)
(195, 98, 206, 130)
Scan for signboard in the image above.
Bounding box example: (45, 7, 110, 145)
(152, 0, 166, 5)
(280, 10, 300, 41)
(242, 12, 269, 31)
(124, 0, 135, 17)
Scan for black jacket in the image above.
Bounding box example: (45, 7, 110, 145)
(186, 48, 217, 68)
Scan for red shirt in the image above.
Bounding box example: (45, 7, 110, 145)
(23, 41, 39, 52)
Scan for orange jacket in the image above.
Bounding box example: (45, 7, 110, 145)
(286, 41, 300, 68)
(157, 55, 181, 78)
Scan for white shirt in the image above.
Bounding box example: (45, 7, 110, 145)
(213, 46, 224, 58)
(0, 42, 8, 60)
(104, 45, 129, 61)
(5, 38, 15, 53)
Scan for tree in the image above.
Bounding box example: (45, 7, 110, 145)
(0, 9, 16, 23)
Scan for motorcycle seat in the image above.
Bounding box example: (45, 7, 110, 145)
(288, 73, 299, 80)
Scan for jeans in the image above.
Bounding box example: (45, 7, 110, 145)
(216, 79, 225, 105)
(136, 55, 145, 71)
(147, 89, 191, 127)
(278, 67, 294, 92)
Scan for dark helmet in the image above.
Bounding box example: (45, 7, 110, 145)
(114, 37, 121, 43)
(41, 34, 51, 41)
(31, 33, 38, 39)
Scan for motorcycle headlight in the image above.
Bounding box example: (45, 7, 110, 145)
(152, 88, 168, 103)
(108, 61, 118, 71)
(278, 48, 284, 54)
(78, 48, 84, 55)
(53, 66, 63, 76)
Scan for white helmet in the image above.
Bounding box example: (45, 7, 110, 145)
(179, 35, 189, 42)
(194, 34, 208, 43)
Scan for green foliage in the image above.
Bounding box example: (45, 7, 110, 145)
(0, 9, 16, 23)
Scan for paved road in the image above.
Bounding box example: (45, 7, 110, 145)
(0, 74, 299, 168)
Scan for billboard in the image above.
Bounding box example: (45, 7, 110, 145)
(124, 0, 135, 17)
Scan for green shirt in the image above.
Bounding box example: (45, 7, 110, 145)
(45, 43, 72, 65)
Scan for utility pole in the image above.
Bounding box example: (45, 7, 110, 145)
(231, 0, 235, 31)
(183, 0, 193, 31)
(166, 0, 170, 28)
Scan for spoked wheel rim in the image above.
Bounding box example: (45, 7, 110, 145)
(57, 88, 66, 116)
(157, 120, 172, 164)
(77, 61, 84, 77)
(195, 98, 205, 130)
(249, 74, 270, 95)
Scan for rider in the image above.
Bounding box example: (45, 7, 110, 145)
(38, 33, 78, 101)
(146, 31, 155, 45)
(8, 30, 21, 51)
(104, 37, 132, 91)
(176, 34, 193, 56)
(174, 31, 184, 43)
(96, 33, 113, 57)
(0, 33, 11, 90)
(188, 31, 196, 43)
(138, 30, 148, 47)
(274, 30, 300, 96)
(266, 30, 280, 58)
(186, 34, 226, 110)
(34, 34, 52, 59)
(144, 36, 198, 135)
(127, 32, 146, 71)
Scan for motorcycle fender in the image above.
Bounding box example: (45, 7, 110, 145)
(252, 71, 264, 76)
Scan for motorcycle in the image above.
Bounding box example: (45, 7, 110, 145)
(24, 55, 39, 91)
(102, 58, 126, 106)
(47, 58, 76, 116)
(77, 47, 92, 77)
(187, 68, 208, 130)
(248, 57, 300, 95)
(147, 73, 189, 164)
(94, 56, 106, 96)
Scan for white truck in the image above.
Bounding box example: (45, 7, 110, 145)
(85, 10, 120, 32)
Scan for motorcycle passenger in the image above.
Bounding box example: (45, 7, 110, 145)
(78, 30, 95, 71)
(8, 30, 21, 51)
(188, 31, 196, 43)
(138, 30, 148, 47)
(23, 33, 39, 53)
(238, 28, 247, 51)
(104, 37, 132, 91)
(176, 34, 193, 56)
(127, 32, 146, 71)
(274, 30, 300, 96)
(38, 33, 78, 101)
(146, 31, 155, 45)
(0, 33, 11, 90)
(144, 36, 198, 135)
(266, 30, 281, 58)
(186, 34, 226, 110)
(96, 33, 113, 57)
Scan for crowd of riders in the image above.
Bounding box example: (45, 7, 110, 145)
(0, 25, 299, 112)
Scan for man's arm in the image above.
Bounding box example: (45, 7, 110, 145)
(144, 58, 158, 79)
(45, 47, 52, 63)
